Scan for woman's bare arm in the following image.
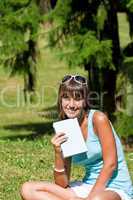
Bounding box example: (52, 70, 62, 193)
(88, 112, 117, 196)
(54, 154, 71, 188)
(51, 133, 71, 188)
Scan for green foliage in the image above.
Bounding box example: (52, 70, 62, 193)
(119, 0, 133, 11)
(96, 2, 108, 36)
(56, 32, 113, 69)
(46, 0, 114, 70)
(118, 0, 133, 12)
(0, 0, 42, 74)
(123, 57, 133, 84)
(126, 0, 133, 12)
(116, 57, 133, 96)
(115, 112, 133, 138)
(51, 0, 72, 26)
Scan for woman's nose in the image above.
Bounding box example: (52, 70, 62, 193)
(69, 98, 75, 107)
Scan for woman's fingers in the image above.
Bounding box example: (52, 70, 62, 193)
(54, 132, 66, 139)
(54, 136, 68, 146)
(51, 133, 68, 148)
(51, 133, 68, 153)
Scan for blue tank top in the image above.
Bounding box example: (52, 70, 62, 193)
(72, 110, 133, 198)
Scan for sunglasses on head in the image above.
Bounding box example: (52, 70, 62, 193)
(61, 75, 87, 85)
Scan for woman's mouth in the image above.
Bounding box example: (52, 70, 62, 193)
(66, 109, 78, 114)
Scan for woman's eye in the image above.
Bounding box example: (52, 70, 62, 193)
(74, 95, 82, 101)
(75, 98, 81, 101)
(62, 94, 70, 99)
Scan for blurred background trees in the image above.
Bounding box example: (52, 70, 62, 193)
(0, 0, 53, 103)
(0, 0, 133, 142)
(45, 0, 133, 119)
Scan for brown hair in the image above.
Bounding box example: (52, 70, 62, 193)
(57, 78, 89, 119)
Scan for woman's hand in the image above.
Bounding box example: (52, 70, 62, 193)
(51, 133, 68, 153)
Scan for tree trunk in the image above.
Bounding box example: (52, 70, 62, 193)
(101, 0, 121, 118)
(101, 69, 117, 117)
(87, 63, 101, 110)
(86, 0, 121, 119)
(23, 40, 37, 104)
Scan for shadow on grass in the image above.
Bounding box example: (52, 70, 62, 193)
(1, 121, 53, 141)
(38, 105, 58, 120)
(0, 106, 59, 141)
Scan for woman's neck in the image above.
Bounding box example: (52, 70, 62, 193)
(78, 110, 87, 125)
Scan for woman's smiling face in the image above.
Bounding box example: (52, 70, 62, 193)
(61, 92, 85, 119)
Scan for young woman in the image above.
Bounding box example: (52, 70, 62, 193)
(20, 75, 133, 200)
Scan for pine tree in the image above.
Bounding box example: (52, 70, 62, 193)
(0, 0, 52, 103)
(45, 0, 120, 117)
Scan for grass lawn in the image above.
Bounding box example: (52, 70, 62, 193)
(0, 14, 133, 200)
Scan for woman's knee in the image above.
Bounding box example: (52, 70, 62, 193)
(89, 194, 107, 200)
(20, 181, 35, 200)
(89, 195, 100, 200)
(89, 191, 121, 200)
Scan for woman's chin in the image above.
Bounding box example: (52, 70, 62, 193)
(65, 112, 79, 119)
(67, 115, 75, 119)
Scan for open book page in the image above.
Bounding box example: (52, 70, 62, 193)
(53, 118, 87, 158)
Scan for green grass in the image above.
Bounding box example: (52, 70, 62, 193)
(0, 14, 133, 200)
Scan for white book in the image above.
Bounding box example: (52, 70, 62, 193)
(53, 118, 88, 158)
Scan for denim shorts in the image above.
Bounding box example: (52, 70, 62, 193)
(70, 181, 132, 200)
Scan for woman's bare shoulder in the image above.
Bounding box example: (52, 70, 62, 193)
(93, 110, 109, 124)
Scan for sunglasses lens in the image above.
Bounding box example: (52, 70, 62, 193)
(62, 75, 72, 83)
(75, 76, 86, 84)
(61, 75, 87, 84)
